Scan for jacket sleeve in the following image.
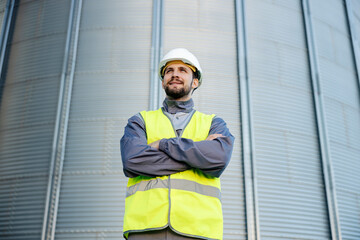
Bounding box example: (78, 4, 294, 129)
(158, 117, 234, 178)
(121, 114, 191, 178)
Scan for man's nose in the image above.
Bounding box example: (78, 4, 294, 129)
(171, 69, 180, 77)
(173, 69, 180, 76)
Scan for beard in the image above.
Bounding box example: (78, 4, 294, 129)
(164, 79, 193, 99)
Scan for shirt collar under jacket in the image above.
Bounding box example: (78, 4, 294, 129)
(163, 98, 194, 114)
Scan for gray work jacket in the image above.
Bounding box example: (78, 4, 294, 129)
(120, 98, 234, 178)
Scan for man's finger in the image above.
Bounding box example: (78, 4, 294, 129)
(206, 134, 223, 141)
(149, 140, 160, 149)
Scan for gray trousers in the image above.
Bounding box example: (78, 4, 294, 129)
(128, 227, 203, 240)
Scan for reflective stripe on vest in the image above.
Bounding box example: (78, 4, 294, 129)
(126, 178, 221, 200)
(123, 108, 223, 240)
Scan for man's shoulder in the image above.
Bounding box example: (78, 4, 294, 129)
(194, 110, 220, 121)
(195, 112, 227, 126)
(128, 112, 145, 125)
(129, 108, 161, 119)
(139, 108, 163, 116)
(137, 108, 165, 122)
(212, 116, 226, 124)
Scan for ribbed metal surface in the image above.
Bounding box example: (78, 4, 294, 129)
(54, 0, 152, 239)
(0, 0, 14, 97)
(349, 0, 360, 91)
(0, 0, 70, 239)
(311, 0, 360, 239)
(235, 0, 259, 239)
(248, 0, 330, 239)
(163, 0, 245, 239)
(0, 0, 6, 33)
(0, 1, 360, 240)
(353, 0, 360, 52)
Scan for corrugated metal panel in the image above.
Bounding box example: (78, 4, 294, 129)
(0, 0, 71, 239)
(353, 0, 360, 44)
(54, 0, 152, 239)
(302, 0, 341, 237)
(0, 0, 12, 97)
(0, 0, 7, 40)
(235, 0, 259, 238)
(163, 0, 245, 239)
(0, 1, 359, 240)
(311, 0, 360, 239)
(348, 0, 360, 92)
(0, 0, 6, 22)
(247, 0, 331, 239)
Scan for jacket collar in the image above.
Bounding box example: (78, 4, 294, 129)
(163, 98, 194, 114)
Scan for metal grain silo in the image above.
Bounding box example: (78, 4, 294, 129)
(0, 0, 359, 240)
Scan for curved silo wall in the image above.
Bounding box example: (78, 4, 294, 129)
(0, 0, 359, 240)
(0, 0, 71, 239)
(0, 1, 7, 31)
(247, 1, 331, 238)
(310, 0, 360, 238)
(55, 0, 153, 239)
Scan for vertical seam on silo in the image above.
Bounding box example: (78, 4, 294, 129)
(156, 0, 164, 110)
(234, 0, 260, 239)
(301, 1, 342, 240)
(41, 0, 76, 237)
(149, 0, 163, 110)
(50, 0, 83, 239)
(41, 0, 83, 239)
(0, 0, 15, 101)
(344, 0, 360, 104)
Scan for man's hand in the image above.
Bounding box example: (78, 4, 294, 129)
(149, 140, 161, 149)
(206, 134, 223, 141)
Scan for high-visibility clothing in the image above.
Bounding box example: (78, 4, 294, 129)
(123, 108, 223, 240)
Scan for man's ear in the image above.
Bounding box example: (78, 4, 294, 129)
(161, 79, 165, 89)
(192, 78, 199, 89)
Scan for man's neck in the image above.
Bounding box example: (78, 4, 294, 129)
(162, 98, 194, 114)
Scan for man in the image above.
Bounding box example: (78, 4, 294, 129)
(121, 48, 234, 240)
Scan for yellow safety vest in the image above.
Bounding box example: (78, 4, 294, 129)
(123, 108, 223, 240)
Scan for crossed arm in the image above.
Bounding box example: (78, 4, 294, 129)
(149, 133, 223, 149)
(120, 114, 234, 178)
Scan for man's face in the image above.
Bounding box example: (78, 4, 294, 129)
(162, 62, 199, 101)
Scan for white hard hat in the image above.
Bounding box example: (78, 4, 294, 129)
(158, 48, 203, 86)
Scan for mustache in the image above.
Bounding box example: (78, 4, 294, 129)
(168, 78, 183, 84)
